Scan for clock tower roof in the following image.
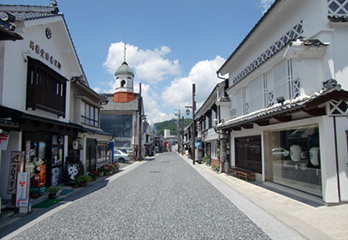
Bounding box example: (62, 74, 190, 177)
(114, 62, 134, 77)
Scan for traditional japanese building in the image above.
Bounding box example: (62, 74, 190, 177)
(100, 61, 145, 160)
(0, 3, 112, 207)
(216, 0, 348, 204)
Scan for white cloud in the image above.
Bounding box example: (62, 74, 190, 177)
(134, 83, 171, 123)
(258, 0, 275, 14)
(103, 42, 180, 84)
(161, 56, 226, 110)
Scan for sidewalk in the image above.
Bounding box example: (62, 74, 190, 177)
(180, 153, 348, 240)
(0, 161, 137, 233)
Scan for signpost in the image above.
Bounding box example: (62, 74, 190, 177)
(16, 172, 31, 213)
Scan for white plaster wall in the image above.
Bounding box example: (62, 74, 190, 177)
(300, 58, 323, 95)
(0, 131, 22, 200)
(115, 73, 133, 92)
(2, 19, 77, 121)
(335, 117, 348, 201)
(220, 106, 230, 123)
(319, 116, 340, 203)
(329, 24, 348, 89)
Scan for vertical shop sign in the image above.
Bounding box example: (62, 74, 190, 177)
(7, 152, 23, 194)
(0, 134, 9, 150)
(15, 172, 30, 208)
(25, 141, 30, 163)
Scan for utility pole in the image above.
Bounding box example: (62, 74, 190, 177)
(138, 83, 142, 161)
(185, 83, 196, 165)
(175, 109, 181, 154)
(181, 116, 184, 155)
(192, 83, 196, 165)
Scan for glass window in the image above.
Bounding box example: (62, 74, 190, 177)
(270, 125, 321, 196)
(81, 101, 100, 127)
(97, 142, 108, 163)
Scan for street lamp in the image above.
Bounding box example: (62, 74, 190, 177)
(185, 83, 196, 165)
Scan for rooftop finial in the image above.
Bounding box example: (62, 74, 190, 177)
(124, 42, 126, 62)
(123, 36, 127, 63)
(50, 0, 58, 7)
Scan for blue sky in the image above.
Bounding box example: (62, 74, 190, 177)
(3, 0, 275, 123)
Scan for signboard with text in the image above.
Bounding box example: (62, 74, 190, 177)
(0, 134, 9, 150)
(7, 152, 22, 194)
(16, 172, 30, 208)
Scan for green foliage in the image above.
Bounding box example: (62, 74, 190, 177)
(76, 174, 92, 183)
(47, 186, 61, 194)
(155, 118, 192, 136)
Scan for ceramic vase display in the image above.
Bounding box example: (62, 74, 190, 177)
(310, 147, 320, 166)
(290, 145, 301, 162)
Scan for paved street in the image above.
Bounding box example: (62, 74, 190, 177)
(1, 152, 303, 239)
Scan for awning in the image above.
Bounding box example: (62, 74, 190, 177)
(0, 117, 19, 131)
(195, 142, 202, 147)
(82, 127, 114, 137)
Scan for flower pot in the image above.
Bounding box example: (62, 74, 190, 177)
(48, 193, 56, 199)
(99, 172, 104, 176)
(80, 181, 87, 187)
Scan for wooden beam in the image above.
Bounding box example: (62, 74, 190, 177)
(254, 120, 269, 126)
(231, 126, 241, 131)
(241, 123, 253, 129)
(303, 107, 326, 116)
(273, 115, 292, 122)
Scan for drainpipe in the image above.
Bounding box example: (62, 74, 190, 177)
(216, 71, 228, 81)
(333, 116, 341, 202)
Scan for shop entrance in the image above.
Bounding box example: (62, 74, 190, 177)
(24, 132, 64, 187)
(86, 139, 97, 171)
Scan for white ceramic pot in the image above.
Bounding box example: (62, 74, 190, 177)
(290, 145, 301, 162)
(310, 147, 320, 166)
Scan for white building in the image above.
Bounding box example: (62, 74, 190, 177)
(217, 0, 348, 204)
(100, 61, 146, 160)
(0, 4, 112, 205)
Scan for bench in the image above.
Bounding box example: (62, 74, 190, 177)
(229, 167, 255, 181)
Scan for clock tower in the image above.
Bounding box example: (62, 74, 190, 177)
(113, 61, 135, 102)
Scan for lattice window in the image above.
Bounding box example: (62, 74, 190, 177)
(230, 108, 237, 118)
(328, 0, 348, 16)
(232, 21, 303, 86)
(328, 100, 348, 116)
(263, 73, 275, 108)
(267, 92, 275, 107)
(291, 80, 301, 99)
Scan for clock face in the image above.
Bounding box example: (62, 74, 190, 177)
(45, 28, 52, 39)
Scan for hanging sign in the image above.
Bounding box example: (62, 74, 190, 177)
(7, 152, 23, 194)
(0, 134, 9, 150)
(16, 172, 30, 208)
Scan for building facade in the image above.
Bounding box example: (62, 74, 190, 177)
(0, 4, 112, 204)
(100, 61, 146, 160)
(216, 0, 348, 204)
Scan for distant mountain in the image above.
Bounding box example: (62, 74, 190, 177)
(155, 118, 192, 136)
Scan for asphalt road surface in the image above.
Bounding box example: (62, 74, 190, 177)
(2, 152, 299, 239)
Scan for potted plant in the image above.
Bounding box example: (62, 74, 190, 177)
(98, 165, 106, 176)
(47, 186, 62, 199)
(206, 155, 211, 166)
(112, 162, 120, 173)
(213, 163, 220, 173)
(88, 170, 98, 181)
(104, 164, 113, 175)
(76, 174, 92, 187)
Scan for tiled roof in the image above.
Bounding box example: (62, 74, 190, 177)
(0, 5, 60, 20)
(0, 4, 90, 87)
(101, 94, 139, 111)
(328, 15, 348, 22)
(218, 85, 348, 130)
